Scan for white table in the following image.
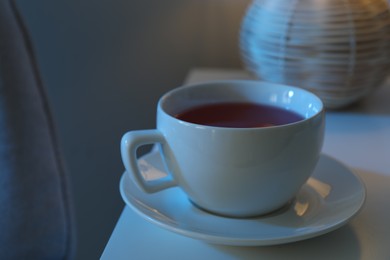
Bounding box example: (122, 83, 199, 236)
(101, 68, 390, 260)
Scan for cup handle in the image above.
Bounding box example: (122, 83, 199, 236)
(121, 130, 177, 193)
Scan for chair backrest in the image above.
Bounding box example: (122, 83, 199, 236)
(0, 0, 75, 259)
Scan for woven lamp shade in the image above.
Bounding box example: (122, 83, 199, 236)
(240, 0, 390, 109)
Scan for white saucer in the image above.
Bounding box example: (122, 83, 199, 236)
(120, 150, 366, 246)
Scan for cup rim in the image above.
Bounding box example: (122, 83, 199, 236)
(158, 79, 324, 130)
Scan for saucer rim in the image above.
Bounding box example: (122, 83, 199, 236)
(120, 153, 366, 246)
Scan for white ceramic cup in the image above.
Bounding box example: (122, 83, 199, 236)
(121, 80, 325, 217)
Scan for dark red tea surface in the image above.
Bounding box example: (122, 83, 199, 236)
(175, 102, 304, 128)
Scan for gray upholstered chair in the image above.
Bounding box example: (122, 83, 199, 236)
(0, 0, 75, 259)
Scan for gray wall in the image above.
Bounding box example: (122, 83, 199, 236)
(16, 0, 251, 259)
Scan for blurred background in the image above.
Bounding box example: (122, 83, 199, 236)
(16, 0, 251, 258)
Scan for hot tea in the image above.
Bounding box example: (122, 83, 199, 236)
(122, 80, 324, 217)
(175, 102, 304, 128)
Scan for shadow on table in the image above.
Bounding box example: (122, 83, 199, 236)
(212, 214, 360, 260)
(326, 112, 390, 135)
(211, 168, 390, 260)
